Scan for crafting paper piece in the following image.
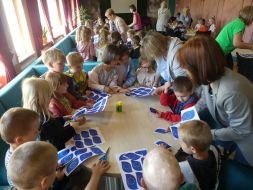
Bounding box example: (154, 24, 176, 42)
(72, 96, 108, 120)
(88, 90, 110, 102)
(154, 140, 171, 149)
(240, 54, 253, 58)
(181, 106, 200, 122)
(150, 107, 158, 114)
(63, 146, 105, 176)
(125, 87, 155, 97)
(169, 123, 180, 140)
(116, 149, 147, 190)
(154, 127, 169, 134)
(73, 128, 105, 148)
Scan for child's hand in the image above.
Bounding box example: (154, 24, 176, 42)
(63, 115, 73, 121)
(122, 84, 128, 89)
(164, 82, 171, 94)
(56, 164, 65, 181)
(152, 86, 164, 95)
(85, 90, 92, 96)
(159, 144, 172, 152)
(156, 111, 162, 118)
(86, 98, 96, 104)
(119, 88, 131, 93)
(92, 160, 110, 177)
(71, 116, 86, 129)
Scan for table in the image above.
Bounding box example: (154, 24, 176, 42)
(231, 48, 253, 58)
(80, 93, 180, 177)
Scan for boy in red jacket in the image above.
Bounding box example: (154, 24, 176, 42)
(157, 76, 199, 122)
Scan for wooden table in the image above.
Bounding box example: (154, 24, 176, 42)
(78, 93, 180, 177)
(232, 48, 253, 57)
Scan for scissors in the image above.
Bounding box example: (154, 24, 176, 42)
(99, 147, 110, 161)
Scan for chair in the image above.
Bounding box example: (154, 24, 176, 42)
(236, 52, 253, 82)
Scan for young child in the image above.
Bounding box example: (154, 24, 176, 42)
(178, 120, 219, 190)
(45, 72, 90, 118)
(135, 56, 157, 87)
(195, 18, 208, 32)
(110, 31, 123, 46)
(22, 77, 83, 150)
(116, 45, 135, 89)
(174, 21, 187, 39)
(96, 28, 110, 62)
(88, 44, 119, 93)
(0, 108, 39, 186)
(126, 29, 135, 49)
(76, 26, 95, 61)
(65, 52, 95, 104)
(156, 76, 199, 122)
(136, 30, 146, 41)
(208, 16, 216, 37)
(130, 35, 141, 59)
(141, 147, 198, 190)
(7, 141, 110, 190)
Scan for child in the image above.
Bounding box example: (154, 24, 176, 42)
(126, 29, 135, 49)
(7, 141, 110, 190)
(116, 45, 136, 89)
(45, 72, 90, 118)
(76, 26, 95, 61)
(110, 31, 123, 46)
(41, 47, 82, 100)
(96, 28, 110, 62)
(136, 30, 146, 41)
(88, 44, 119, 93)
(135, 56, 157, 87)
(195, 18, 208, 32)
(178, 120, 219, 190)
(156, 76, 199, 122)
(208, 16, 216, 36)
(65, 52, 95, 103)
(22, 77, 83, 150)
(174, 21, 187, 39)
(130, 35, 141, 59)
(141, 147, 198, 190)
(0, 107, 39, 186)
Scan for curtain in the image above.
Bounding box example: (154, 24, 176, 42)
(62, 0, 79, 33)
(0, 18, 16, 82)
(40, 0, 55, 43)
(26, 0, 43, 56)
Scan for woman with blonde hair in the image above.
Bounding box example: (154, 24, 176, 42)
(22, 77, 82, 150)
(141, 31, 186, 94)
(96, 28, 110, 61)
(156, 1, 170, 33)
(216, 6, 253, 69)
(179, 7, 192, 28)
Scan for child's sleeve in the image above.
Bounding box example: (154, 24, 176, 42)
(88, 69, 106, 91)
(49, 99, 69, 118)
(65, 93, 86, 109)
(160, 92, 177, 107)
(160, 111, 181, 122)
(123, 63, 136, 87)
(109, 71, 118, 87)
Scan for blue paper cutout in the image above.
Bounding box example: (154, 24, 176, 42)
(182, 110, 195, 121)
(66, 158, 79, 174)
(125, 153, 141, 160)
(135, 150, 147, 156)
(73, 134, 81, 140)
(155, 128, 168, 134)
(171, 126, 179, 139)
(92, 136, 102, 144)
(131, 160, 142, 171)
(74, 148, 87, 156)
(136, 172, 143, 187)
(75, 141, 84, 148)
(122, 161, 133, 173)
(70, 146, 77, 151)
(141, 157, 144, 164)
(126, 174, 138, 189)
(80, 152, 93, 161)
(83, 138, 93, 146)
(155, 140, 171, 149)
(81, 131, 89, 138)
(119, 154, 128, 160)
(89, 129, 98, 136)
(58, 149, 70, 160)
(90, 147, 104, 154)
(59, 153, 74, 165)
(125, 87, 155, 97)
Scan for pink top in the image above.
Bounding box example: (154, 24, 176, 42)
(133, 12, 142, 31)
(77, 41, 95, 61)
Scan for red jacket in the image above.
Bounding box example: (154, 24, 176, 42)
(160, 92, 199, 122)
(49, 93, 86, 118)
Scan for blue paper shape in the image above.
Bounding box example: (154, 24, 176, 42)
(66, 158, 79, 174)
(75, 141, 84, 148)
(60, 153, 74, 165)
(122, 161, 133, 173)
(182, 110, 195, 121)
(131, 160, 142, 171)
(81, 131, 89, 138)
(74, 148, 87, 156)
(135, 150, 147, 156)
(73, 134, 81, 140)
(136, 172, 143, 187)
(70, 146, 77, 151)
(119, 154, 128, 160)
(92, 136, 102, 144)
(80, 152, 93, 161)
(126, 174, 138, 189)
(155, 140, 171, 149)
(90, 147, 104, 155)
(155, 128, 168, 134)
(89, 129, 98, 136)
(171, 126, 179, 139)
(141, 157, 144, 164)
(125, 153, 140, 160)
(58, 149, 70, 160)
(83, 138, 93, 146)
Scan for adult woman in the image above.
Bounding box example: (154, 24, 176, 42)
(216, 6, 253, 68)
(156, 1, 170, 33)
(179, 7, 192, 28)
(128, 4, 142, 31)
(105, 8, 128, 42)
(141, 31, 186, 93)
(178, 35, 253, 167)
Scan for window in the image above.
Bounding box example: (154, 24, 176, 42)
(2, 0, 34, 62)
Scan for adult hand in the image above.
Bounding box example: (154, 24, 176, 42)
(92, 160, 110, 177)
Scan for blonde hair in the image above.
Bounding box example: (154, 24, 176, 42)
(143, 148, 181, 190)
(22, 77, 53, 119)
(141, 31, 169, 60)
(161, 1, 167, 9)
(66, 52, 84, 66)
(138, 56, 156, 71)
(8, 141, 57, 189)
(239, 6, 253, 25)
(0, 108, 39, 143)
(42, 48, 65, 65)
(76, 26, 92, 42)
(179, 120, 212, 152)
(182, 7, 190, 17)
(127, 29, 135, 36)
(45, 72, 67, 92)
(98, 28, 109, 48)
(105, 8, 115, 17)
